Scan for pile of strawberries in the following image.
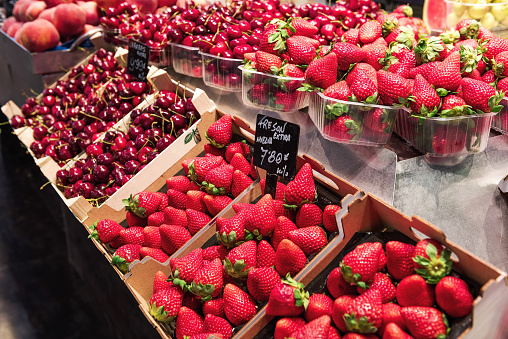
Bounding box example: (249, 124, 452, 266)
(89, 114, 258, 273)
(265, 238, 474, 339)
(146, 162, 344, 338)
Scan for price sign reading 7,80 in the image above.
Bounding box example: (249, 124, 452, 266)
(253, 114, 300, 181)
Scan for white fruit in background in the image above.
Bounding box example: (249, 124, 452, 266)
(462, 0, 478, 4)
(453, 3, 465, 16)
(501, 15, 508, 26)
(491, 1, 508, 21)
(481, 12, 498, 28)
(468, 0, 489, 19)
(448, 12, 460, 26)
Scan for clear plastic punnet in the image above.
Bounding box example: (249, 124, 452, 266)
(169, 43, 202, 77)
(445, 0, 508, 32)
(201, 52, 243, 92)
(491, 97, 508, 134)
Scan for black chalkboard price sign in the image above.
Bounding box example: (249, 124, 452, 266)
(253, 114, 300, 182)
(127, 40, 150, 81)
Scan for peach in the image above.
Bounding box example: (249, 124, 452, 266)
(77, 1, 99, 26)
(13, 0, 34, 22)
(38, 7, 55, 21)
(6, 22, 24, 37)
(25, 1, 47, 21)
(52, 3, 86, 37)
(127, 0, 157, 15)
(17, 18, 60, 52)
(2, 16, 18, 32)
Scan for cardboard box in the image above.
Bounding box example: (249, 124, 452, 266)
(238, 193, 508, 339)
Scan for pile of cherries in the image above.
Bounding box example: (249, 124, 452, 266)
(10, 48, 153, 165)
(55, 89, 200, 206)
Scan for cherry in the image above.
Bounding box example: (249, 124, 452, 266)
(114, 136, 127, 152)
(60, 129, 74, 143)
(57, 143, 73, 161)
(68, 167, 84, 183)
(93, 165, 110, 183)
(11, 115, 25, 129)
(233, 44, 253, 59)
(226, 73, 241, 88)
(226, 25, 243, 40)
(156, 134, 175, 151)
(97, 153, 114, 167)
(121, 147, 138, 163)
(130, 82, 148, 96)
(86, 143, 103, 157)
(33, 126, 48, 141)
(56, 169, 69, 186)
(138, 146, 154, 164)
(76, 132, 92, 150)
(135, 133, 150, 149)
(124, 160, 141, 174)
(167, 28, 184, 44)
(30, 141, 45, 158)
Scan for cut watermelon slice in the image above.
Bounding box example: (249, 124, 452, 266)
(423, 0, 448, 31)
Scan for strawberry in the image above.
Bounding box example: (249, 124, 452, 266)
(350, 72, 379, 104)
(274, 199, 296, 220)
(385, 26, 415, 49)
(288, 226, 327, 256)
(439, 28, 460, 46)
(295, 203, 322, 228)
(167, 188, 188, 210)
(223, 240, 257, 279)
(271, 216, 298, 251)
(379, 303, 407, 337)
(325, 115, 362, 141)
(456, 18, 480, 40)
(188, 156, 224, 183)
(322, 205, 341, 233)
(123, 191, 161, 218)
(364, 108, 390, 134)
(182, 293, 202, 313)
(189, 258, 223, 300)
(383, 323, 414, 339)
(290, 18, 318, 37)
(189, 181, 202, 191)
(204, 143, 226, 158)
(289, 35, 320, 49)
(181, 158, 195, 176)
(439, 95, 471, 117)
(357, 272, 396, 304)
(400, 307, 448, 339)
(225, 141, 250, 163)
(342, 333, 378, 339)
(305, 52, 338, 90)
(290, 315, 331, 339)
(203, 194, 232, 217)
(153, 270, 173, 294)
(274, 239, 307, 277)
(206, 114, 232, 148)
(377, 70, 412, 106)
(247, 194, 277, 238)
(340, 242, 384, 287)
(432, 125, 467, 154)
(119, 227, 144, 246)
(435, 276, 473, 318)
(388, 51, 417, 79)
(202, 164, 234, 195)
(230, 170, 253, 197)
(217, 213, 247, 248)
(229, 153, 250, 175)
(256, 50, 282, 73)
(323, 81, 351, 101)
(482, 69, 496, 85)
(394, 4, 413, 17)
(260, 178, 287, 201)
(155, 192, 168, 211)
(396, 275, 435, 307)
(247, 266, 281, 301)
(328, 327, 341, 339)
(186, 190, 208, 213)
(187, 333, 224, 339)
(427, 51, 461, 92)
(170, 248, 203, 286)
(143, 226, 161, 248)
(342, 28, 360, 45)
(413, 238, 452, 284)
(259, 24, 279, 55)
(336, 289, 383, 334)
(202, 297, 225, 318)
(175, 306, 204, 339)
(274, 317, 306, 339)
(203, 314, 233, 339)
(89, 219, 123, 244)
(304, 294, 333, 322)
(266, 274, 309, 316)
(386, 241, 415, 281)
(331, 295, 355, 332)
(408, 61, 441, 80)
(223, 283, 257, 326)
(359, 20, 382, 44)
(248, 83, 270, 105)
(332, 42, 367, 71)
(362, 43, 388, 71)
(478, 26, 495, 42)
(273, 91, 300, 112)
(149, 286, 184, 324)
(326, 267, 356, 299)
(147, 211, 165, 226)
(256, 240, 275, 268)
(458, 44, 483, 74)
(284, 163, 316, 209)
(287, 36, 316, 66)
(461, 78, 504, 114)
(160, 224, 192, 255)
(126, 210, 147, 227)
(349, 63, 378, 85)
(163, 206, 188, 228)
(498, 76, 508, 92)
(414, 36, 447, 64)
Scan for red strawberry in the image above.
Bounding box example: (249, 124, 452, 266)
(394, 4, 413, 16)
(230, 170, 253, 197)
(155, 192, 168, 211)
(202, 297, 225, 318)
(400, 307, 448, 339)
(478, 26, 495, 42)
(413, 238, 453, 284)
(348, 63, 378, 86)
(396, 275, 435, 307)
(204, 143, 226, 158)
(189, 258, 223, 300)
(291, 315, 331, 339)
(247, 266, 281, 301)
(89, 219, 123, 244)
(217, 213, 247, 248)
(186, 209, 212, 235)
(256, 50, 282, 73)
(248, 83, 270, 105)
(340, 242, 384, 286)
(147, 211, 165, 226)
(350, 72, 379, 104)
(461, 77, 503, 113)
(288, 226, 327, 256)
(202, 245, 229, 262)
(427, 51, 461, 92)
(331, 294, 355, 332)
(326, 115, 362, 141)
(223, 240, 257, 279)
(274, 317, 306, 339)
(323, 81, 352, 101)
(143, 226, 161, 249)
(332, 42, 367, 71)
(328, 326, 341, 339)
(357, 272, 396, 304)
(166, 188, 187, 210)
(188, 156, 224, 183)
(342, 332, 378, 339)
(160, 224, 191, 255)
(386, 241, 415, 281)
(266, 274, 309, 317)
(203, 194, 232, 217)
(456, 18, 480, 40)
(287, 36, 316, 66)
(290, 18, 318, 37)
(275, 62, 306, 92)
(304, 294, 333, 322)
(247, 194, 277, 238)
(284, 163, 316, 209)
(273, 199, 296, 220)
(326, 267, 356, 299)
(229, 153, 250, 175)
(224, 141, 249, 163)
(163, 206, 188, 228)
(256, 240, 275, 268)
(432, 125, 467, 154)
(305, 52, 338, 90)
(170, 248, 203, 286)
(414, 36, 447, 64)
(274, 239, 307, 277)
(362, 43, 387, 71)
(409, 74, 441, 117)
(435, 276, 473, 318)
(123, 191, 161, 218)
(364, 108, 390, 134)
(271, 216, 298, 251)
(342, 28, 360, 45)
(359, 20, 382, 44)
(153, 270, 173, 294)
(335, 289, 383, 334)
(377, 70, 412, 106)
(175, 306, 204, 339)
(119, 227, 144, 246)
(126, 210, 147, 227)
(203, 314, 233, 339)
(206, 114, 232, 148)
(482, 69, 496, 85)
(223, 283, 257, 326)
(439, 95, 471, 117)
(295, 203, 322, 228)
(378, 303, 407, 337)
(322, 205, 341, 233)
(202, 164, 234, 195)
(149, 286, 184, 323)
(186, 190, 208, 213)
(260, 178, 287, 201)
(408, 61, 440, 80)
(484, 36, 508, 61)
(388, 51, 417, 79)
(181, 158, 195, 176)
(383, 323, 414, 339)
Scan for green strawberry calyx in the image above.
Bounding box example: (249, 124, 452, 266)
(381, 18, 398, 37)
(325, 102, 349, 119)
(413, 243, 452, 284)
(168, 268, 189, 292)
(414, 36, 445, 64)
(395, 26, 416, 50)
(283, 190, 318, 211)
(223, 257, 251, 279)
(201, 180, 226, 196)
(459, 20, 480, 40)
(459, 45, 482, 74)
(244, 229, 265, 241)
(420, 104, 439, 118)
(189, 281, 215, 302)
(344, 311, 378, 334)
(111, 255, 129, 274)
(267, 19, 295, 54)
(298, 83, 319, 93)
(148, 301, 176, 324)
(488, 91, 505, 113)
(340, 261, 363, 285)
(88, 221, 101, 242)
(217, 230, 241, 248)
(439, 104, 473, 117)
(122, 193, 147, 218)
(187, 160, 198, 182)
(344, 119, 363, 142)
(439, 28, 460, 46)
(283, 273, 310, 310)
